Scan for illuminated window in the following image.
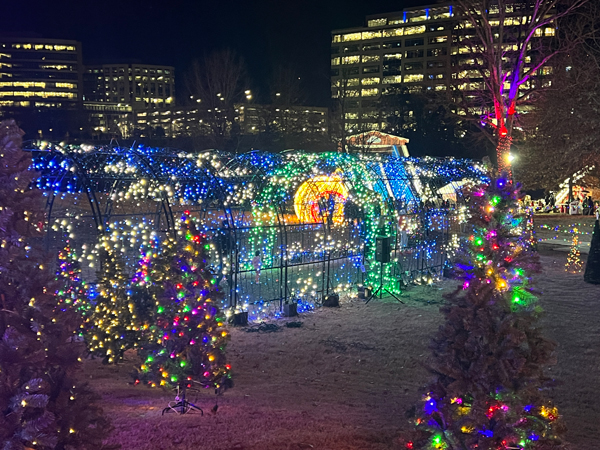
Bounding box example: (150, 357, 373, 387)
(504, 17, 525, 26)
(409, 15, 427, 22)
(435, 85, 447, 91)
(404, 74, 423, 83)
(432, 8, 451, 19)
(0, 91, 75, 98)
(343, 33, 362, 42)
(346, 90, 360, 97)
(383, 53, 402, 60)
(40, 64, 70, 70)
(362, 55, 380, 63)
(545, 27, 555, 36)
(428, 36, 448, 44)
(404, 26, 426, 35)
(363, 66, 380, 74)
(361, 88, 379, 97)
(0, 81, 46, 88)
(427, 47, 447, 57)
(342, 55, 360, 65)
(540, 66, 553, 75)
(331, 57, 340, 66)
(389, 18, 404, 25)
(361, 77, 380, 85)
(345, 112, 359, 119)
(362, 31, 382, 40)
(55, 82, 75, 89)
(383, 28, 403, 37)
(382, 75, 402, 84)
(333, 35, 341, 43)
(367, 18, 387, 27)
(345, 78, 360, 86)
(382, 40, 402, 49)
(363, 43, 381, 51)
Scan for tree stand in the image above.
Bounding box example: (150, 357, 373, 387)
(162, 386, 204, 416)
(366, 262, 404, 304)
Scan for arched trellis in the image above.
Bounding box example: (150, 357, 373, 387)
(27, 143, 488, 315)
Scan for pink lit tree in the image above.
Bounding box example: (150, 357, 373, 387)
(453, 0, 588, 175)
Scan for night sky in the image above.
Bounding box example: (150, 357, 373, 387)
(6, 0, 432, 106)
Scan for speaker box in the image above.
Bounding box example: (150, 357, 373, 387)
(375, 236, 391, 263)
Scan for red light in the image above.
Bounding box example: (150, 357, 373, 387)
(406, 442, 414, 449)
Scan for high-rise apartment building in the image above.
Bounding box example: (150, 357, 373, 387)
(83, 63, 175, 111)
(331, 4, 454, 132)
(331, 2, 555, 132)
(0, 37, 82, 109)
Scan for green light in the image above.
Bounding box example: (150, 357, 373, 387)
(180, 361, 187, 367)
(490, 195, 501, 206)
(157, 306, 164, 313)
(432, 434, 442, 445)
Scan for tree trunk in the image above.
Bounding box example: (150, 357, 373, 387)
(496, 133, 513, 179)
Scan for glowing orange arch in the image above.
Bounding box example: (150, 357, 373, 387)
(294, 171, 349, 225)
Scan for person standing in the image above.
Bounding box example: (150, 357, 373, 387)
(252, 251, 262, 283)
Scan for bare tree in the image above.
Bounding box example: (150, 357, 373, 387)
(520, 19, 600, 196)
(185, 49, 249, 148)
(453, 0, 588, 176)
(270, 64, 305, 105)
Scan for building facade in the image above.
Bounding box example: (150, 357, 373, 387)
(83, 63, 175, 112)
(0, 37, 82, 109)
(134, 104, 328, 138)
(331, 2, 555, 132)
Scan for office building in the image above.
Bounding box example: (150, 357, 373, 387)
(331, 2, 555, 131)
(0, 37, 82, 109)
(83, 63, 175, 111)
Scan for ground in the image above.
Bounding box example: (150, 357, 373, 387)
(88, 216, 600, 450)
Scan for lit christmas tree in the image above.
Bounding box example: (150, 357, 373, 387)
(129, 234, 177, 330)
(565, 229, 583, 274)
(83, 236, 139, 363)
(0, 120, 110, 448)
(55, 241, 89, 332)
(136, 213, 232, 397)
(404, 175, 567, 450)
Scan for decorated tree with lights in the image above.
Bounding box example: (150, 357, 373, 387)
(83, 237, 139, 363)
(404, 175, 567, 450)
(55, 241, 89, 332)
(128, 235, 178, 329)
(0, 120, 110, 448)
(565, 229, 583, 274)
(136, 213, 232, 394)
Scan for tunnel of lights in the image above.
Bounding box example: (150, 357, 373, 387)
(27, 143, 487, 316)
